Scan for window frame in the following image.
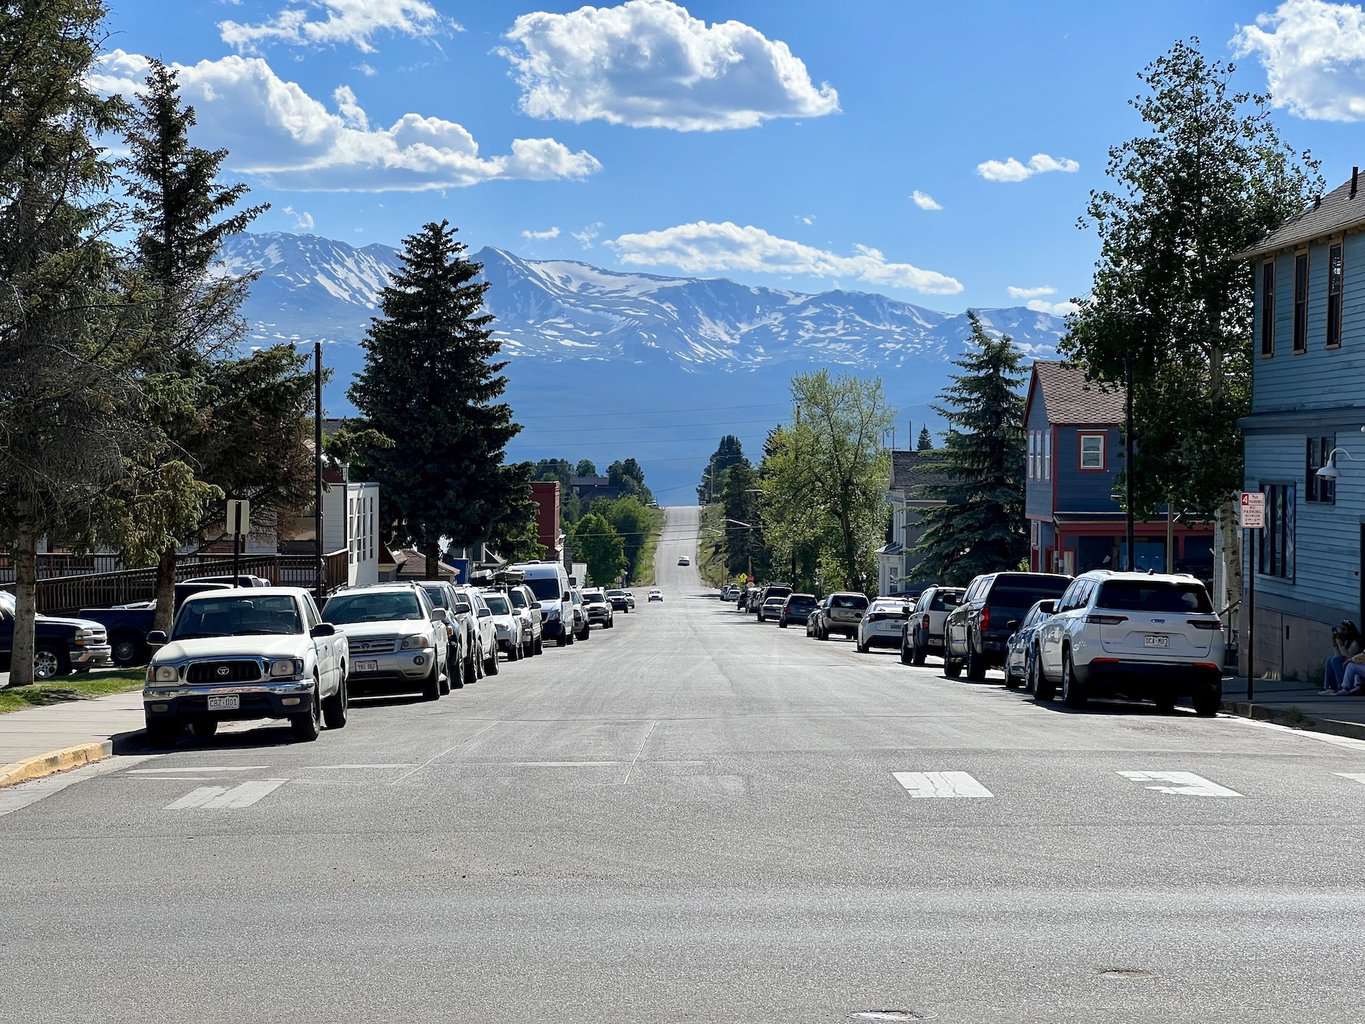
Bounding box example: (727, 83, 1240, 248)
(1306, 435, 1337, 505)
(1043, 430, 1051, 479)
(1292, 249, 1309, 354)
(1326, 239, 1344, 350)
(1258, 482, 1296, 582)
(1078, 431, 1107, 471)
(1260, 259, 1275, 357)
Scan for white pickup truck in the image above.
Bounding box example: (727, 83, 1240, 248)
(142, 587, 349, 745)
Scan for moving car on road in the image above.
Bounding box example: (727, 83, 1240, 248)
(778, 593, 818, 629)
(606, 588, 635, 613)
(901, 586, 963, 665)
(1033, 571, 1223, 715)
(143, 587, 348, 744)
(322, 583, 450, 698)
(677, 556, 691, 566)
(581, 588, 615, 629)
(513, 560, 575, 647)
(943, 572, 1071, 681)
(481, 589, 526, 661)
(813, 592, 869, 640)
(1, 590, 111, 680)
(648, 589, 663, 602)
(856, 598, 912, 653)
(1003, 599, 1057, 690)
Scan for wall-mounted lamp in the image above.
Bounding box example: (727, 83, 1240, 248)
(1317, 448, 1357, 482)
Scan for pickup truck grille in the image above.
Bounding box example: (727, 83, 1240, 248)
(349, 636, 398, 655)
(187, 660, 262, 684)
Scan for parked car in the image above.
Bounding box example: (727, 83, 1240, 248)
(143, 587, 348, 744)
(856, 598, 912, 653)
(606, 588, 635, 613)
(505, 583, 544, 655)
(757, 595, 786, 622)
(648, 589, 663, 602)
(453, 584, 500, 675)
(755, 584, 792, 621)
(569, 587, 591, 641)
(182, 575, 272, 588)
(581, 588, 615, 629)
(778, 593, 818, 628)
(677, 556, 691, 566)
(1003, 599, 1057, 690)
(1033, 571, 1223, 715)
(900, 586, 964, 665)
(0, 590, 112, 680)
(418, 581, 471, 687)
(737, 587, 757, 611)
(813, 592, 869, 640)
(321, 583, 450, 698)
(943, 572, 1071, 680)
(481, 589, 526, 661)
(513, 560, 574, 647)
(805, 608, 822, 637)
(80, 581, 233, 667)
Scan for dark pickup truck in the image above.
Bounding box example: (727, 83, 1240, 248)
(0, 590, 113, 680)
(80, 580, 238, 666)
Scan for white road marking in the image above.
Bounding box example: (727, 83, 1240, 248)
(165, 786, 228, 809)
(300, 763, 417, 770)
(893, 771, 994, 798)
(623, 720, 658, 784)
(389, 720, 502, 785)
(1117, 771, 1242, 797)
(165, 779, 287, 810)
(0, 755, 157, 818)
(1333, 772, 1365, 786)
(128, 766, 268, 775)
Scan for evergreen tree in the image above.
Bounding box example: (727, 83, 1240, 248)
(575, 459, 598, 478)
(349, 221, 524, 576)
(917, 426, 933, 451)
(572, 512, 625, 586)
(698, 435, 743, 502)
(914, 313, 1027, 583)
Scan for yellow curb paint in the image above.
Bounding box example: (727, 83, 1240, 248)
(0, 740, 114, 789)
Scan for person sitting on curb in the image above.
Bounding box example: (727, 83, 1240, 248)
(1323, 620, 1364, 694)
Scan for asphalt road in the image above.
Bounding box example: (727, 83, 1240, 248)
(3, 504, 1364, 1023)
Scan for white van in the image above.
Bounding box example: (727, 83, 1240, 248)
(510, 561, 576, 647)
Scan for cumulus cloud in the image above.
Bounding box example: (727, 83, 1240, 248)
(606, 221, 963, 294)
(220, 0, 455, 54)
(911, 190, 942, 210)
(89, 50, 602, 192)
(797, 214, 815, 225)
(284, 206, 315, 231)
(1233, 0, 1365, 121)
(977, 152, 1079, 182)
(521, 226, 560, 240)
(1008, 285, 1055, 299)
(355, 62, 378, 78)
(572, 222, 604, 248)
(499, 0, 839, 131)
(1026, 298, 1079, 316)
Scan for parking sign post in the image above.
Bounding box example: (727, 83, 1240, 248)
(1239, 492, 1265, 702)
(227, 499, 250, 590)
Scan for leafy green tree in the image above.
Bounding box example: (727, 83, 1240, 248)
(349, 221, 524, 576)
(572, 512, 625, 586)
(533, 458, 572, 486)
(608, 458, 651, 503)
(597, 495, 653, 582)
(1063, 39, 1321, 606)
(917, 426, 933, 451)
(914, 313, 1026, 583)
(574, 459, 597, 478)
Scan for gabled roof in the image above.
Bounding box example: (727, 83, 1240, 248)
(1028, 361, 1125, 426)
(889, 449, 951, 495)
(1237, 169, 1365, 260)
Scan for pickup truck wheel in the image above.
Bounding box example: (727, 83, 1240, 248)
(190, 718, 219, 740)
(421, 660, 441, 700)
(1061, 651, 1087, 708)
(144, 717, 182, 747)
(965, 645, 987, 682)
(111, 634, 146, 667)
(290, 685, 322, 741)
(323, 674, 349, 728)
(912, 638, 927, 666)
(33, 645, 68, 680)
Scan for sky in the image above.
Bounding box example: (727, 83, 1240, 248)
(97, 0, 1365, 320)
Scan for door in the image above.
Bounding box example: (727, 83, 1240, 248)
(1360, 524, 1364, 635)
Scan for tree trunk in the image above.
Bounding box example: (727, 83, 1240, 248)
(153, 543, 177, 634)
(424, 541, 440, 581)
(9, 529, 39, 687)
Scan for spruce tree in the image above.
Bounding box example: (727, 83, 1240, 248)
(350, 221, 524, 576)
(917, 426, 933, 451)
(913, 313, 1027, 583)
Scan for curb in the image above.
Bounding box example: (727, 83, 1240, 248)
(1221, 699, 1365, 743)
(0, 739, 117, 789)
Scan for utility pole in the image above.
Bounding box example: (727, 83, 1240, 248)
(314, 341, 324, 599)
(1124, 353, 1136, 571)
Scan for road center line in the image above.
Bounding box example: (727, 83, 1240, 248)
(1117, 771, 1242, 797)
(893, 771, 994, 798)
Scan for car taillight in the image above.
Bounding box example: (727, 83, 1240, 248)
(1085, 614, 1128, 625)
(979, 606, 990, 632)
(921, 614, 930, 631)
(1189, 619, 1221, 631)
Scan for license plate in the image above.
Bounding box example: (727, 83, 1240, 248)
(1143, 635, 1169, 649)
(355, 660, 379, 673)
(206, 695, 239, 711)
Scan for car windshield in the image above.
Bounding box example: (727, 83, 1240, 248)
(507, 590, 528, 609)
(322, 591, 424, 624)
(584, 592, 605, 604)
(607, 589, 625, 597)
(483, 594, 511, 615)
(172, 594, 302, 639)
(1097, 580, 1213, 614)
(831, 594, 869, 609)
(526, 577, 562, 601)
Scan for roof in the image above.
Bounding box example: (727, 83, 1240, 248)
(1237, 170, 1365, 260)
(889, 450, 952, 494)
(1029, 361, 1126, 426)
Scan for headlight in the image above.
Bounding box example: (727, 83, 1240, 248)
(269, 658, 305, 678)
(153, 665, 178, 683)
(543, 607, 559, 620)
(400, 634, 429, 651)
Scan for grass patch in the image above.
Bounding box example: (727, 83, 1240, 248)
(0, 669, 145, 714)
(631, 505, 666, 585)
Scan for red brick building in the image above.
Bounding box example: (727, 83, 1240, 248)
(531, 481, 564, 563)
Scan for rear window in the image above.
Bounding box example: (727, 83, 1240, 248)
(483, 594, 510, 615)
(929, 591, 962, 611)
(787, 595, 816, 608)
(869, 601, 909, 617)
(989, 577, 1069, 606)
(1096, 580, 1212, 614)
(831, 594, 869, 609)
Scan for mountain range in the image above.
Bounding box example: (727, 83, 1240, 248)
(218, 231, 1067, 496)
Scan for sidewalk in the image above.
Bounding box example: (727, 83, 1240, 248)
(1220, 675, 1365, 742)
(0, 688, 146, 788)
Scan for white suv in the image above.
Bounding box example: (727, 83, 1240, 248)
(1033, 570, 1223, 715)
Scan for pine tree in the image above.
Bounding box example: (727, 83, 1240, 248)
(349, 221, 524, 576)
(913, 313, 1027, 583)
(917, 426, 933, 451)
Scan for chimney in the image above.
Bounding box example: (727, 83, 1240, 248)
(1352, 166, 1359, 200)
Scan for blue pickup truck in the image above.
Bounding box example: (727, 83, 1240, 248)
(0, 590, 113, 680)
(79, 578, 264, 666)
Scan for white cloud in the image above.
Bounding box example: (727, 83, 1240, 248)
(977, 152, 1080, 182)
(354, 62, 377, 77)
(1026, 298, 1079, 316)
(1008, 285, 1055, 299)
(521, 226, 560, 240)
(911, 190, 942, 211)
(283, 206, 315, 231)
(499, 0, 839, 131)
(1233, 0, 1365, 121)
(572, 222, 604, 248)
(606, 221, 963, 294)
(220, 0, 455, 55)
(89, 50, 602, 192)
(797, 214, 815, 225)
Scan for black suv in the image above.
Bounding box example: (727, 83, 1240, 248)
(942, 571, 1070, 681)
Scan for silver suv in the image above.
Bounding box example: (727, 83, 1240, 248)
(901, 586, 964, 665)
(321, 583, 449, 700)
(1033, 570, 1223, 715)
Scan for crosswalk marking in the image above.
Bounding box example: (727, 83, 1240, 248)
(1334, 772, 1365, 786)
(1117, 771, 1242, 798)
(893, 771, 994, 798)
(164, 779, 287, 810)
(130, 766, 268, 775)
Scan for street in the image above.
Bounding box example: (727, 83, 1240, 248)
(2, 505, 1363, 1022)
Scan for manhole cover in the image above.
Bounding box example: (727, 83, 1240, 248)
(850, 1012, 934, 1022)
(1098, 968, 1155, 980)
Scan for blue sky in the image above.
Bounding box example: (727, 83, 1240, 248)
(99, 0, 1365, 317)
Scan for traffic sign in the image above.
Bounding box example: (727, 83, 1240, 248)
(1239, 491, 1265, 529)
(226, 499, 251, 535)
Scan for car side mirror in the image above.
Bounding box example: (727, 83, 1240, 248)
(431, 608, 449, 624)
(1007, 620, 1020, 632)
(146, 630, 168, 647)
(310, 623, 336, 638)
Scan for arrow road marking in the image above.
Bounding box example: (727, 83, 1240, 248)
(893, 771, 994, 798)
(165, 779, 287, 810)
(1117, 771, 1242, 798)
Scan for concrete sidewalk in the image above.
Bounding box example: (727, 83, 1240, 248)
(1221, 675, 1365, 742)
(0, 689, 146, 787)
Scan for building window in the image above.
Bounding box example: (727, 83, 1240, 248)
(1306, 436, 1336, 504)
(1079, 432, 1106, 470)
(1260, 260, 1275, 356)
(1293, 251, 1309, 353)
(1028, 431, 1036, 480)
(1258, 483, 1296, 580)
(1327, 241, 1343, 349)
(1044, 432, 1051, 479)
